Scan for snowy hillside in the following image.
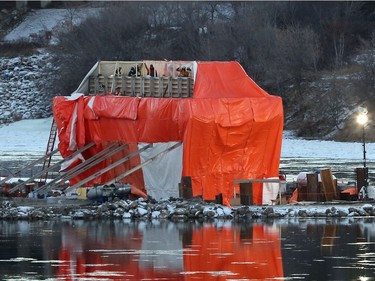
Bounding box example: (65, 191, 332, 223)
(4, 8, 100, 43)
(0, 8, 100, 125)
(0, 50, 55, 124)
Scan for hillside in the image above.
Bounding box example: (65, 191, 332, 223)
(0, 51, 54, 124)
(1, 2, 374, 143)
(0, 6, 99, 125)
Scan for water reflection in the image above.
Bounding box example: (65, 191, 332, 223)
(1, 219, 375, 280)
(55, 221, 283, 280)
(280, 219, 375, 280)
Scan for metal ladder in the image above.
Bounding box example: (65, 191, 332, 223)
(39, 119, 58, 183)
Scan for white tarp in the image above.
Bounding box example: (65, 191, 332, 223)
(262, 177, 280, 205)
(139, 142, 183, 200)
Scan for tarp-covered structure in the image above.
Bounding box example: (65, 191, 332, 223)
(53, 60, 283, 206)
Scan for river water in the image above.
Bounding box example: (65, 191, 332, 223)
(1, 153, 375, 280)
(0, 218, 375, 281)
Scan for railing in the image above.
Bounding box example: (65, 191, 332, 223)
(88, 75, 194, 98)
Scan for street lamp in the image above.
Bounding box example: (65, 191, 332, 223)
(356, 107, 369, 200)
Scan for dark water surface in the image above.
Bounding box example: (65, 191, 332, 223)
(1, 219, 375, 281)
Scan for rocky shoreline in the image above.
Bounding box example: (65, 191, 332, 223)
(1, 197, 375, 221)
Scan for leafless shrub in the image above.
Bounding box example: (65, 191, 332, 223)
(0, 40, 42, 57)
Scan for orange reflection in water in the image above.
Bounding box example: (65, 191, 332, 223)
(56, 222, 284, 280)
(184, 224, 284, 280)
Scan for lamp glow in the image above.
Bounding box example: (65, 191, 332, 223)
(357, 113, 368, 125)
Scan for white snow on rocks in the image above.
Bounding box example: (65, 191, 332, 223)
(0, 50, 56, 125)
(1, 198, 375, 220)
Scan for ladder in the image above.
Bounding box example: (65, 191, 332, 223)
(39, 119, 58, 183)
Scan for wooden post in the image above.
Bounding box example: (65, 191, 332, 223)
(150, 77, 154, 97)
(306, 173, 319, 201)
(187, 78, 192, 97)
(356, 167, 368, 193)
(215, 193, 223, 204)
(131, 77, 135, 96)
(240, 182, 253, 205)
(181, 176, 193, 199)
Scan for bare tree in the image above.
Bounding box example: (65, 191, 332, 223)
(48, 2, 150, 95)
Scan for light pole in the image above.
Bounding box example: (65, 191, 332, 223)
(356, 108, 369, 200)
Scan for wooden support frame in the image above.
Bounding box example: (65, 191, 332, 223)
(9, 142, 96, 193)
(0, 148, 59, 185)
(104, 142, 182, 186)
(36, 142, 128, 195)
(63, 143, 154, 194)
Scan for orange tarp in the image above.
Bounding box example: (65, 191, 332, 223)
(53, 61, 283, 205)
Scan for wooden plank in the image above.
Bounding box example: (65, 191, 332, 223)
(181, 78, 190, 97)
(143, 77, 152, 97)
(98, 76, 105, 95)
(306, 173, 319, 201)
(103, 76, 108, 94)
(94, 76, 99, 94)
(150, 77, 155, 97)
(36, 143, 126, 195)
(158, 78, 163, 97)
(107, 76, 113, 93)
(131, 76, 135, 96)
(134, 77, 142, 97)
(88, 76, 95, 95)
(64, 143, 154, 194)
(150, 77, 158, 97)
(9, 142, 96, 193)
(104, 142, 182, 186)
(171, 78, 179, 97)
(167, 77, 172, 97)
(178, 78, 182, 97)
(123, 76, 128, 95)
(124, 77, 132, 96)
(187, 78, 192, 97)
(0, 148, 59, 185)
(320, 169, 338, 201)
